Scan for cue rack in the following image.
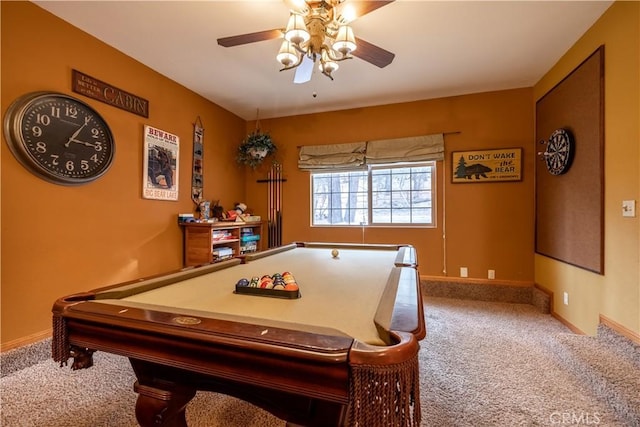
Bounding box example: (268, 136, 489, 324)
(258, 163, 286, 248)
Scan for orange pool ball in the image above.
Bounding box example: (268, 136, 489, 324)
(284, 283, 298, 291)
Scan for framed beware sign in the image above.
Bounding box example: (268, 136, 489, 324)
(452, 148, 522, 183)
(143, 125, 179, 201)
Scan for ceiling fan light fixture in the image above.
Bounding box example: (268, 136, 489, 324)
(320, 50, 339, 75)
(332, 25, 357, 56)
(217, 0, 396, 83)
(277, 40, 299, 67)
(284, 13, 310, 46)
(337, 3, 357, 24)
(285, 0, 308, 13)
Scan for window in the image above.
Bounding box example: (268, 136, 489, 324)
(312, 170, 369, 225)
(311, 162, 435, 226)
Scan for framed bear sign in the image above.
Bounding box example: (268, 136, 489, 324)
(452, 148, 522, 183)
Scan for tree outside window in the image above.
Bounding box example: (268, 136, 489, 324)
(311, 163, 435, 226)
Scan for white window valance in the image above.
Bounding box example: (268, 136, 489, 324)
(298, 142, 366, 170)
(365, 133, 444, 164)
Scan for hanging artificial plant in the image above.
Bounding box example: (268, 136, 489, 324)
(236, 110, 277, 168)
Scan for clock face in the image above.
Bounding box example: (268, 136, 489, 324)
(3, 92, 115, 185)
(543, 128, 573, 175)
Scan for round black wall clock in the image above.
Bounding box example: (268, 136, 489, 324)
(3, 91, 115, 185)
(541, 128, 574, 175)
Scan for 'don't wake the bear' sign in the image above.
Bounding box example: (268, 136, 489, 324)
(452, 148, 522, 183)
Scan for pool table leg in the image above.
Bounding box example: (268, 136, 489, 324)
(134, 381, 196, 427)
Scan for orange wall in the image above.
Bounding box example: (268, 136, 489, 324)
(1, 2, 246, 347)
(534, 1, 639, 336)
(1, 2, 535, 349)
(243, 88, 534, 279)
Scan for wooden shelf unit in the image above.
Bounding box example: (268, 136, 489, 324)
(181, 221, 264, 266)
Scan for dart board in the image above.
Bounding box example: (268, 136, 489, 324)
(542, 128, 574, 175)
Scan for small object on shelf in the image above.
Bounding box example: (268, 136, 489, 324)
(212, 230, 235, 241)
(212, 247, 234, 261)
(198, 200, 211, 220)
(178, 213, 195, 223)
(240, 241, 258, 254)
(331, 249, 339, 258)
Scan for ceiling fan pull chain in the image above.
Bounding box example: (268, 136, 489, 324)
(255, 108, 261, 132)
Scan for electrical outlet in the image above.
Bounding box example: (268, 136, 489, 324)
(488, 269, 495, 279)
(563, 292, 569, 306)
(460, 267, 468, 278)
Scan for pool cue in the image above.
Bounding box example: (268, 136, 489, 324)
(276, 163, 282, 247)
(273, 165, 276, 247)
(271, 165, 280, 247)
(268, 165, 274, 248)
(270, 164, 277, 248)
(268, 166, 271, 247)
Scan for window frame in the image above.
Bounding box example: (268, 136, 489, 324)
(310, 161, 436, 228)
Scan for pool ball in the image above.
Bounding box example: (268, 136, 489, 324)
(284, 283, 299, 291)
(236, 278, 249, 287)
(260, 277, 273, 288)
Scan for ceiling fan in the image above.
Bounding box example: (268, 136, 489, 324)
(217, 0, 396, 83)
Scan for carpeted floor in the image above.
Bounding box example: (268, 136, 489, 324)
(1, 296, 637, 426)
(418, 298, 637, 426)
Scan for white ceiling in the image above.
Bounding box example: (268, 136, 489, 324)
(34, 0, 613, 120)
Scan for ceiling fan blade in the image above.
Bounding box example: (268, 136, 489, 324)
(217, 29, 282, 47)
(352, 37, 395, 68)
(347, 0, 395, 20)
(293, 55, 314, 84)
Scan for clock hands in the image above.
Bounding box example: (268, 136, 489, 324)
(64, 116, 92, 148)
(67, 137, 99, 148)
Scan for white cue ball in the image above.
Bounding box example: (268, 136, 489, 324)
(331, 249, 339, 258)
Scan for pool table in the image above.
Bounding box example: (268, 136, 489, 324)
(52, 242, 426, 427)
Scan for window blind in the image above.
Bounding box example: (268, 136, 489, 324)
(298, 142, 366, 170)
(297, 133, 444, 170)
(365, 134, 444, 163)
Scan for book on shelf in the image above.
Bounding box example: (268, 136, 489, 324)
(212, 247, 234, 258)
(212, 230, 235, 241)
(240, 242, 258, 254)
